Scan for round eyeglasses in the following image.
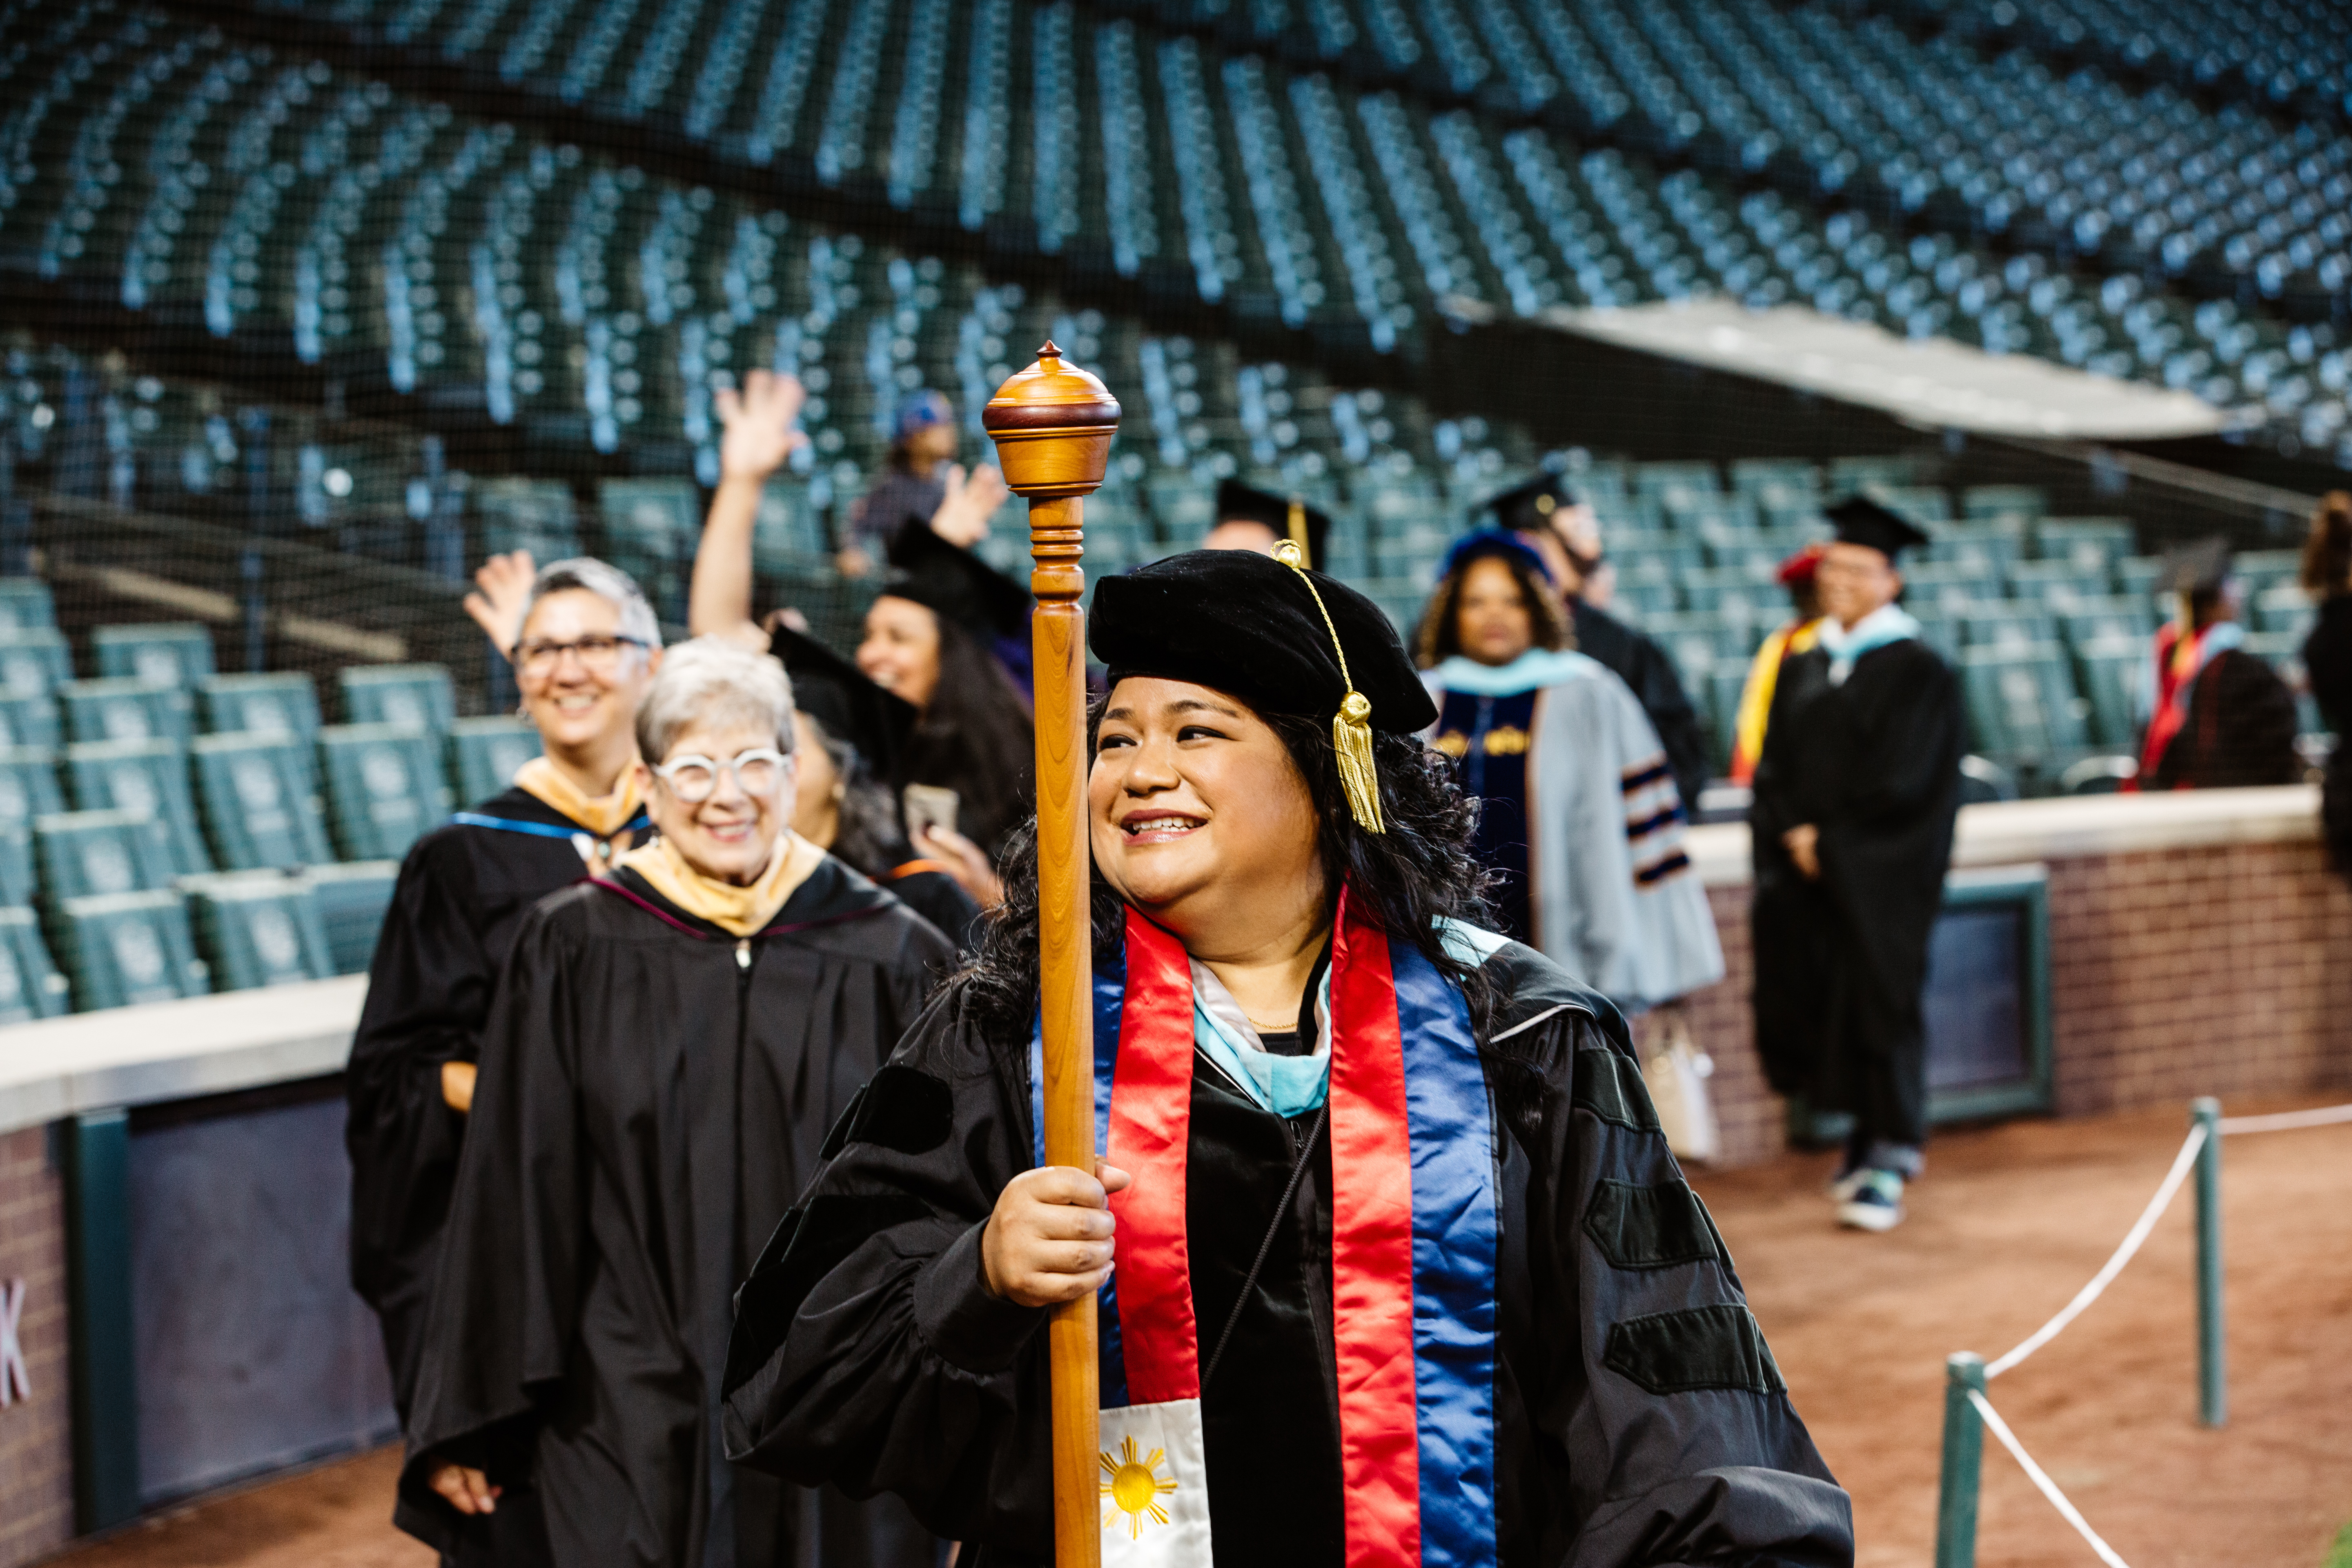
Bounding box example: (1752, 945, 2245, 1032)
(515, 634, 648, 676)
(653, 748, 789, 802)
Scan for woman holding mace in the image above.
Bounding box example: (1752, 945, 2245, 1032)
(720, 539, 1851, 1564)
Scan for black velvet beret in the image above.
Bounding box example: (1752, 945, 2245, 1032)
(1090, 548, 1437, 735)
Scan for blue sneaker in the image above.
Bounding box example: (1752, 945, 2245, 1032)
(1837, 1169, 1905, 1232)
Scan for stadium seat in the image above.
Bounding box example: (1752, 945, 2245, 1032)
(0, 629, 74, 700)
(318, 724, 454, 861)
(92, 623, 217, 688)
(182, 872, 337, 991)
(0, 580, 56, 634)
(305, 862, 400, 976)
(338, 665, 457, 733)
(58, 678, 195, 746)
(196, 672, 324, 744)
(2070, 636, 2149, 751)
(49, 889, 210, 1009)
(62, 739, 212, 877)
(0, 693, 61, 751)
(0, 749, 65, 906)
(448, 716, 543, 804)
(597, 479, 702, 621)
(0, 905, 71, 1023)
(191, 733, 334, 870)
(33, 809, 181, 902)
(1960, 644, 2090, 768)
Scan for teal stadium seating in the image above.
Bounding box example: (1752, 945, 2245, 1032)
(58, 678, 194, 748)
(305, 862, 402, 976)
(33, 809, 180, 902)
(0, 906, 70, 1023)
(192, 733, 335, 871)
(338, 666, 458, 734)
(49, 890, 210, 1009)
(318, 724, 454, 861)
(0, 750, 65, 906)
(448, 717, 544, 804)
(62, 739, 212, 878)
(183, 873, 338, 991)
(92, 624, 216, 689)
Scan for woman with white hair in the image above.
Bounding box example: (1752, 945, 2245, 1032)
(396, 638, 953, 1568)
(348, 555, 664, 1461)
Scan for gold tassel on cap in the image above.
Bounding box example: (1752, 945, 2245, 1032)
(1273, 540, 1385, 833)
(1286, 497, 1312, 568)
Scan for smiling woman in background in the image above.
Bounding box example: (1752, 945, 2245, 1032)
(1415, 530, 1722, 1016)
(346, 556, 661, 1491)
(398, 638, 953, 1568)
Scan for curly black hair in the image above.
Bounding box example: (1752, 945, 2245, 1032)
(959, 696, 1496, 1051)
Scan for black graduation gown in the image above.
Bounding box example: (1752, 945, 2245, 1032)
(1748, 639, 1964, 1136)
(347, 786, 616, 1425)
(1571, 599, 1713, 814)
(395, 856, 957, 1568)
(720, 939, 1852, 1566)
(2302, 596, 2352, 870)
(2141, 645, 2299, 791)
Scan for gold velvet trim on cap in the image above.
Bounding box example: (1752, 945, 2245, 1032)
(1272, 540, 1384, 833)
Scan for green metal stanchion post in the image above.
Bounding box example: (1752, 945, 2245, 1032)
(1934, 1352, 1987, 1568)
(2191, 1096, 2225, 1428)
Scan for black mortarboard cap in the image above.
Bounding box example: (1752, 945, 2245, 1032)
(882, 517, 1033, 639)
(1091, 549, 1437, 736)
(1480, 472, 1578, 533)
(770, 625, 915, 778)
(2160, 535, 2232, 597)
(1823, 495, 1931, 561)
(1214, 479, 1332, 569)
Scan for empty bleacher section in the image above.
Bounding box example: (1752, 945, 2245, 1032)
(0, 0, 2341, 1015)
(0, 575, 489, 1016)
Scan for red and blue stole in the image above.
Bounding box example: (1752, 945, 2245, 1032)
(1028, 897, 1499, 1566)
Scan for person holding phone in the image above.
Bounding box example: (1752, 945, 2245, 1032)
(691, 370, 1033, 898)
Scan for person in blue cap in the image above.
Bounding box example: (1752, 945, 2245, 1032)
(840, 386, 1008, 574)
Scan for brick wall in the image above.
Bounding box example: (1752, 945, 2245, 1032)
(1659, 838, 2352, 1169)
(0, 1125, 72, 1568)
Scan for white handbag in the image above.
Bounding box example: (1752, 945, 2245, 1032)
(1640, 1005, 1720, 1164)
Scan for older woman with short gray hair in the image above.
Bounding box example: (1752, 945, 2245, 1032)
(400, 635, 954, 1568)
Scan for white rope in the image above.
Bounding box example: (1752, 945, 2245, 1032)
(1982, 1123, 2207, 1380)
(1967, 1390, 2132, 1568)
(2218, 1101, 2352, 1136)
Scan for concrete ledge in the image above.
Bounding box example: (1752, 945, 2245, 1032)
(1687, 784, 2323, 889)
(0, 976, 366, 1137)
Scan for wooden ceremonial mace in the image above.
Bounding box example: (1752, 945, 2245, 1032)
(983, 343, 1121, 1568)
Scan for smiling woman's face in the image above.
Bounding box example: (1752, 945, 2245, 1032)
(1089, 677, 1324, 947)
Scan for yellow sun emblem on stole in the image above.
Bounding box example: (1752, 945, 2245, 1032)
(1099, 1435, 1179, 1537)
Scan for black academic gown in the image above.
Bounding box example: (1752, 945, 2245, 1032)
(2141, 644, 2299, 791)
(1748, 639, 1964, 1148)
(2303, 596, 2352, 870)
(347, 786, 618, 1427)
(1571, 599, 1713, 813)
(720, 938, 1852, 1566)
(395, 856, 956, 1568)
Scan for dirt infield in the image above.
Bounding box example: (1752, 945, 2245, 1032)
(1701, 1096, 2352, 1568)
(46, 1098, 2352, 1568)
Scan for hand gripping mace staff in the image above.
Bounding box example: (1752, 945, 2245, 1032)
(983, 343, 1122, 1568)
